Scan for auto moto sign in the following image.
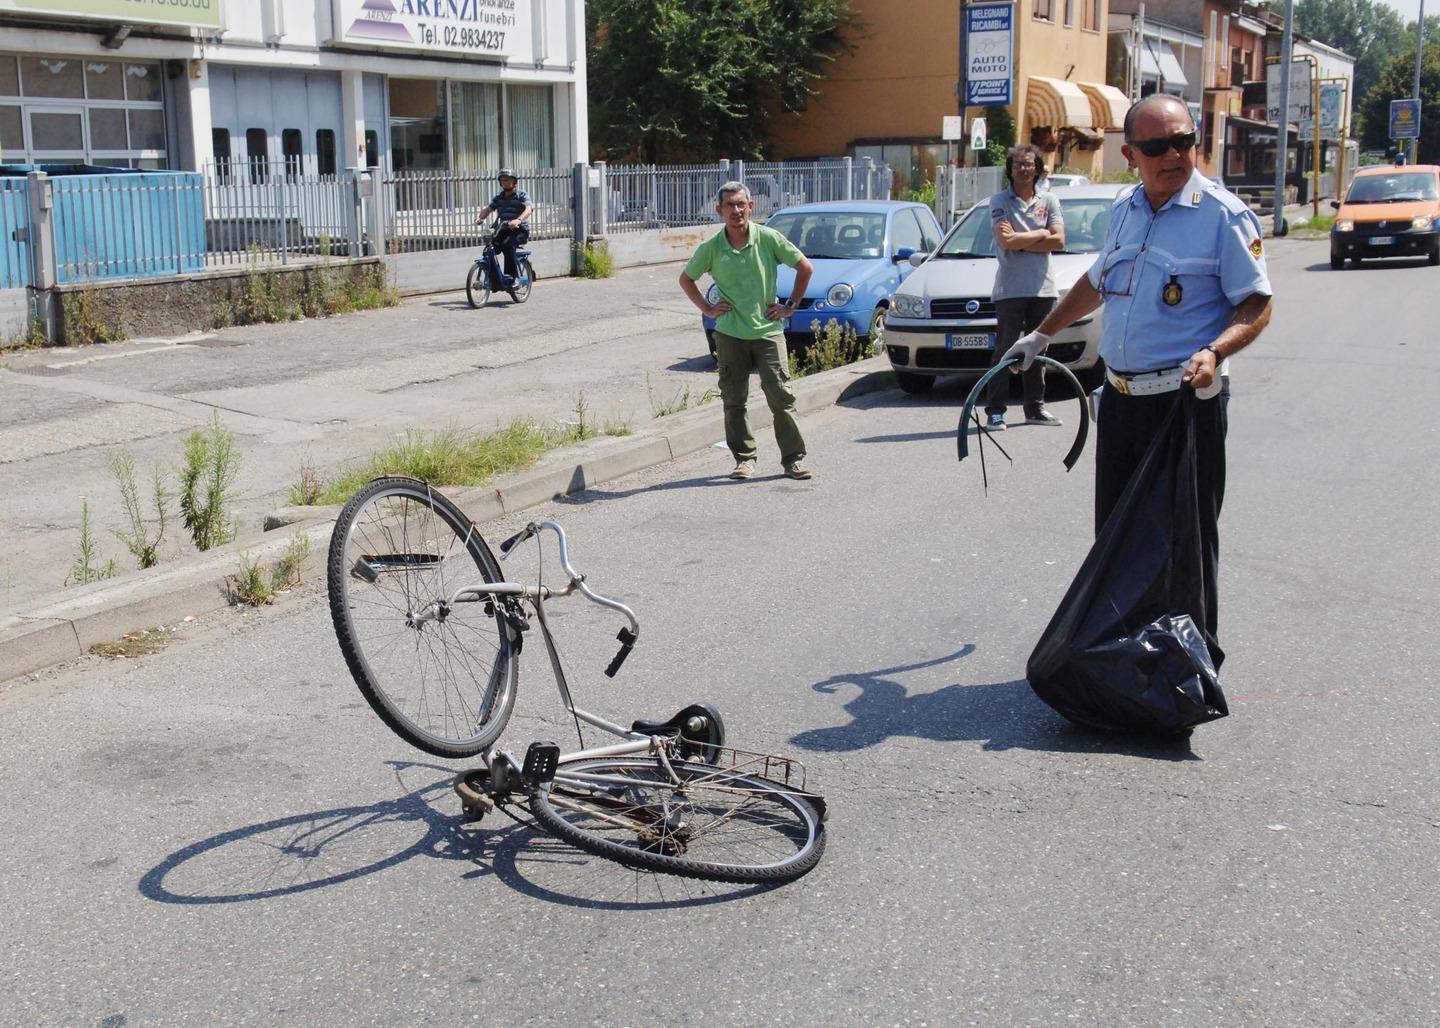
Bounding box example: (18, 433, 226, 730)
(966, 2, 1014, 107)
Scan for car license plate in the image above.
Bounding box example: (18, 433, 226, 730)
(945, 332, 993, 350)
(1368, 236, 1394, 246)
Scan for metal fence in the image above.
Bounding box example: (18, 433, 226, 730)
(600, 158, 895, 234)
(935, 165, 1006, 222)
(0, 178, 30, 288)
(383, 166, 573, 253)
(203, 161, 359, 266)
(51, 172, 208, 284)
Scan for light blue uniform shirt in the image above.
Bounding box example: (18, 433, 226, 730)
(1086, 171, 1271, 374)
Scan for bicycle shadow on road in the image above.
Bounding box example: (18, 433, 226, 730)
(138, 760, 773, 912)
(791, 646, 1199, 761)
(554, 470, 742, 505)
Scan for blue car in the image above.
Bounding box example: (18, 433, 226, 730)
(701, 200, 943, 358)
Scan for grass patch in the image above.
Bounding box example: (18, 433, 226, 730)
(1293, 213, 1336, 234)
(1, 318, 48, 352)
(789, 317, 874, 378)
(90, 626, 171, 660)
(647, 372, 717, 417)
(66, 498, 119, 587)
(179, 411, 241, 552)
(313, 409, 631, 505)
(232, 533, 312, 607)
(65, 285, 126, 346)
(575, 241, 614, 279)
(288, 456, 324, 506)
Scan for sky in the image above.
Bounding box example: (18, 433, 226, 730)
(1376, 0, 1426, 26)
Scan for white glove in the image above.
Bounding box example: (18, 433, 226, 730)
(1003, 330, 1051, 371)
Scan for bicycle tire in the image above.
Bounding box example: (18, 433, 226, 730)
(465, 262, 489, 309)
(528, 757, 825, 883)
(511, 260, 534, 304)
(328, 476, 517, 758)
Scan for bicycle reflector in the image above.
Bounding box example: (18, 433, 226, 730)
(955, 355, 1090, 477)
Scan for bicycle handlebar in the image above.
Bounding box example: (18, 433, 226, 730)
(498, 520, 642, 676)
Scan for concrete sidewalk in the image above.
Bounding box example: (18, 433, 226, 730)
(0, 355, 894, 683)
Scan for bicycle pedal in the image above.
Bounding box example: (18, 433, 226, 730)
(522, 740, 561, 786)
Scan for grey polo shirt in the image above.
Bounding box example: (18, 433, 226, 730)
(989, 188, 1064, 300)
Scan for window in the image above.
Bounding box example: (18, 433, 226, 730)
(891, 209, 926, 254)
(0, 56, 18, 96)
(31, 110, 84, 150)
(1033, 0, 1053, 20)
(21, 57, 83, 98)
(128, 109, 165, 151)
(212, 128, 231, 182)
(1081, 0, 1097, 31)
(124, 62, 162, 102)
(364, 129, 379, 169)
(316, 128, 337, 175)
(246, 127, 269, 184)
(89, 107, 127, 150)
(282, 127, 302, 180)
(1064, 0, 1074, 27)
(505, 84, 553, 169)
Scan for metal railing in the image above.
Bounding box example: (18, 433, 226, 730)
(0, 178, 31, 289)
(51, 172, 207, 284)
(203, 161, 358, 266)
(383, 166, 573, 253)
(599, 158, 894, 234)
(935, 165, 1006, 224)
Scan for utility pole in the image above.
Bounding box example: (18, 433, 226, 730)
(1413, 0, 1427, 164)
(1273, 0, 1294, 237)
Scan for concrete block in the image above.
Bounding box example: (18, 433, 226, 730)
(0, 616, 81, 683)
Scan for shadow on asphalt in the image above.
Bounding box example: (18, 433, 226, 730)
(555, 471, 751, 504)
(666, 354, 717, 373)
(791, 646, 1199, 761)
(139, 760, 771, 910)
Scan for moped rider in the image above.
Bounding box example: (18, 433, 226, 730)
(474, 169, 533, 294)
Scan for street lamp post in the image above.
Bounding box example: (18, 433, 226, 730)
(1273, 0, 1294, 236)
(1413, 0, 1427, 164)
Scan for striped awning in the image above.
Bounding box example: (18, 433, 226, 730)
(1078, 82, 1130, 130)
(1026, 77, 1094, 129)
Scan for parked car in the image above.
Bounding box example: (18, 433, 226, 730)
(1043, 173, 1091, 190)
(699, 200, 943, 357)
(882, 183, 1130, 394)
(1329, 163, 1440, 268)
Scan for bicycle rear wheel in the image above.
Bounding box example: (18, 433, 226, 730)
(528, 757, 825, 883)
(328, 476, 517, 758)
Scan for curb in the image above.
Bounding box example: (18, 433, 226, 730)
(0, 357, 895, 684)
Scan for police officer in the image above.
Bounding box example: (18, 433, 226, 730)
(474, 169, 533, 294)
(1003, 94, 1274, 636)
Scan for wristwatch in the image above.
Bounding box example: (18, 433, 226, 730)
(1203, 344, 1223, 362)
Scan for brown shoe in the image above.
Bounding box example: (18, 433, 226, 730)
(730, 459, 756, 480)
(783, 460, 813, 480)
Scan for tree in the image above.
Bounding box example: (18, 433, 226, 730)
(586, 0, 854, 162)
(1291, 0, 1407, 138)
(1359, 39, 1440, 162)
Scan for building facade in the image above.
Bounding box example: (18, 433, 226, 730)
(766, 1, 1125, 192)
(0, 0, 588, 176)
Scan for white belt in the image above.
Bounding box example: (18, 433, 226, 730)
(1106, 365, 1186, 396)
(1106, 363, 1226, 400)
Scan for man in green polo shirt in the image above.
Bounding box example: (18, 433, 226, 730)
(680, 181, 815, 480)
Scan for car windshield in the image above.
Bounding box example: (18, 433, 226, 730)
(767, 212, 888, 259)
(1345, 172, 1439, 203)
(933, 196, 1115, 258)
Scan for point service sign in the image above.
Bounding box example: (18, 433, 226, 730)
(965, 2, 1013, 107)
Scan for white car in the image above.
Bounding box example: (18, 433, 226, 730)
(883, 183, 1129, 394)
(1044, 173, 1092, 189)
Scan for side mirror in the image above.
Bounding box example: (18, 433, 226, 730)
(907, 252, 927, 267)
(1330, 199, 1341, 210)
(893, 247, 916, 263)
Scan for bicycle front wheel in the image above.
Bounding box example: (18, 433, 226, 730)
(511, 260, 534, 304)
(465, 262, 489, 309)
(529, 757, 825, 883)
(328, 477, 517, 758)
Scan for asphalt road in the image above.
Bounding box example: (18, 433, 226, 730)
(1, 239, 1438, 1025)
(0, 265, 713, 618)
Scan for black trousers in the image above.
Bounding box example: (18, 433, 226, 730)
(986, 296, 1056, 417)
(1094, 379, 1230, 636)
(493, 224, 529, 280)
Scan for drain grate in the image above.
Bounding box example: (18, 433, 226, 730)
(191, 337, 250, 349)
(7, 364, 72, 377)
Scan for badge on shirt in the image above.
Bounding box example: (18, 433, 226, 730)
(1162, 276, 1183, 306)
(1248, 238, 1264, 259)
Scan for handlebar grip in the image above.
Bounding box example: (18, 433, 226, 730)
(499, 525, 533, 554)
(603, 627, 638, 679)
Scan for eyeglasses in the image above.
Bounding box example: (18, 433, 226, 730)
(1129, 131, 1197, 158)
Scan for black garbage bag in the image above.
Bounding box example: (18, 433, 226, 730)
(1026, 390, 1228, 733)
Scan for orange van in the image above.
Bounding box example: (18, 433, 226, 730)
(1330, 163, 1440, 269)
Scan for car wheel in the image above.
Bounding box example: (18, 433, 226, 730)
(863, 306, 886, 354)
(894, 370, 935, 395)
(1428, 239, 1439, 266)
(706, 328, 717, 363)
(1330, 248, 1344, 270)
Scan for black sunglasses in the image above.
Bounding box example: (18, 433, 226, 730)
(1130, 131, 1197, 158)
